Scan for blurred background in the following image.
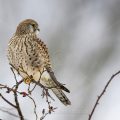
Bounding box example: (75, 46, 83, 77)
(0, 0, 120, 120)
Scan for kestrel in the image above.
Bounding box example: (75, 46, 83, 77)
(7, 19, 71, 105)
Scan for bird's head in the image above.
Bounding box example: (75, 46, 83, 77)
(15, 19, 40, 35)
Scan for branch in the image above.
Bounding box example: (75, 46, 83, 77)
(0, 66, 57, 120)
(14, 91, 24, 120)
(12, 69, 24, 120)
(0, 93, 16, 108)
(40, 88, 57, 120)
(88, 70, 120, 120)
(27, 95, 38, 120)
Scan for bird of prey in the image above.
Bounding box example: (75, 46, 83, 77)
(7, 19, 71, 105)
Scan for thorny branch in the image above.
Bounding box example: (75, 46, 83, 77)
(88, 70, 120, 120)
(0, 67, 57, 120)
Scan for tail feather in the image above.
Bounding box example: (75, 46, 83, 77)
(44, 67, 71, 105)
(52, 88, 71, 106)
(46, 67, 70, 93)
(60, 84, 70, 93)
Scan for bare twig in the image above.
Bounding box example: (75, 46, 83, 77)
(14, 91, 24, 120)
(0, 81, 56, 120)
(27, 83, 37, 94)
(0, 66, 57, 120)
(40, 107, 57, 120)
(0, 81, 24, 120)
(40, 89, 57, 120)
(10, 67, 18, 83)
(0, 93, 16, 108)
(10, 67, 24, 120)
(27, 95, 38, 120)
(89, 70, 120, 120)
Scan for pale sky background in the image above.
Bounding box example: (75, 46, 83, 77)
(1, 0, 120, 120)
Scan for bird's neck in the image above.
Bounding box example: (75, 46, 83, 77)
(15, 33, 38, 38)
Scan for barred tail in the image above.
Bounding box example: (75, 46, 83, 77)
(52, 88, 71, 106)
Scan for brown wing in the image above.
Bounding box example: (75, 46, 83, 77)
(33, 38, 70, 93)
(33, 38, 51, 67)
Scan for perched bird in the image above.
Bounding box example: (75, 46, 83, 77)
(7, 19, 71, 105)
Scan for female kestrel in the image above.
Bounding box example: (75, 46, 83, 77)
(7, 19, 71, 106)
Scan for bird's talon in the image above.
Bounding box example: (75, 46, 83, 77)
(24, 78, 32, 84)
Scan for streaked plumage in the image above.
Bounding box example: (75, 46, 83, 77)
(7, 19, 71, 105)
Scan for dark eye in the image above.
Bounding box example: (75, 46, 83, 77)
(32, 24, 35, 27)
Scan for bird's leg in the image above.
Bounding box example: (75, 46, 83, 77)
(24, 75, 33, 84)
(18, 65, 33, 84)
(24, 77, 31, 84)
